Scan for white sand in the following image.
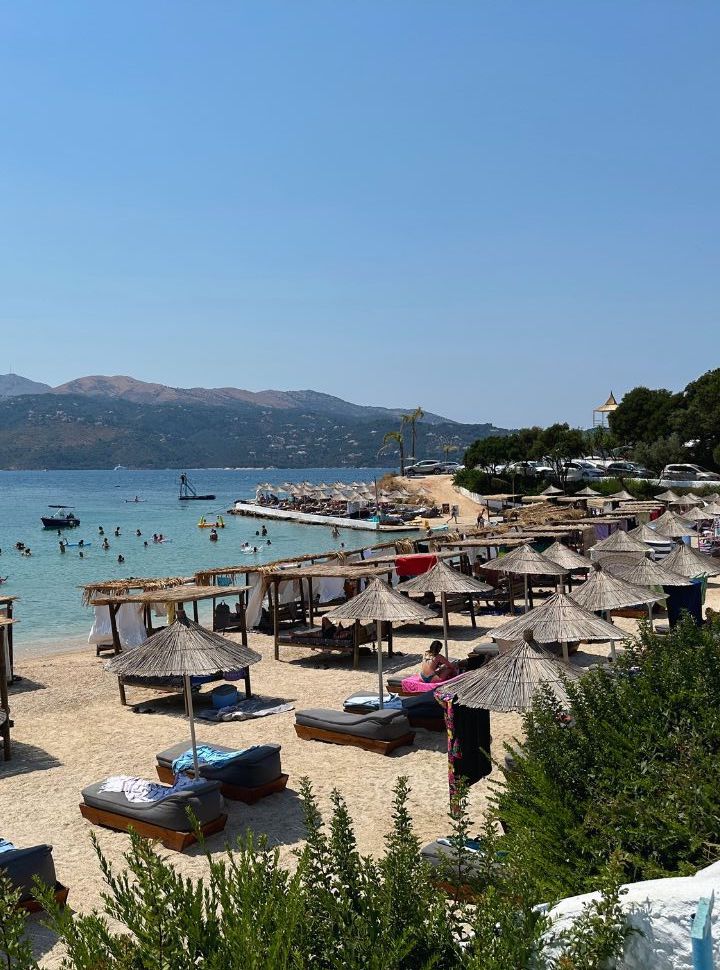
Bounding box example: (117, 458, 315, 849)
(4, 570, 717, 966)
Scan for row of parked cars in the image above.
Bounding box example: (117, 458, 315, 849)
(498, 459, 720, 483)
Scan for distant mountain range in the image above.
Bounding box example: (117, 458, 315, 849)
(0, 373, 508, 469)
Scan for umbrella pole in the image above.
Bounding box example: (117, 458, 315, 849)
(524, 574, 529, 614)
(184, 674, 200, 779)
(442, 592, 449, 659)
(377, 618, 384, 709)
(561, 640, 569, 661)
(647, 602, 653, 632)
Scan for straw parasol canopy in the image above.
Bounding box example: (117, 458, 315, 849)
(660, 543, 720, 579)
(608, 489, 634, 501)
(600, 554, 692, 588)
(651, 510, 696, 539)
(435, 630, 581, 712)
(402, 561, 493, 658)
(682, 506, 715, 522)
(575, 486, 600, 497)
(541, 485, 563, 495)
(490, 591, 625, 659)
(572, 562, 663, 613)
(628, 523, 674, 545)
(543, 541, 592, 572)
(106, 612, 262, 777)
(701, 502, 720, 516)
(324, 578, 435, 706)
(477, 544, 568, 612)
(591, 529, 650, 555)
(655, 490, 680, 503)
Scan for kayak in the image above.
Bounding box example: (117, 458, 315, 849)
(65, 541, 92, 548)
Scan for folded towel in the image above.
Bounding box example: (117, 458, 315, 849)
(171, 744, 256, 776)
(0, 838, 16, 854)
(100, 774, 203, 804)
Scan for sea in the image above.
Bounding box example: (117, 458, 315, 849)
(0, 467, 400, 658)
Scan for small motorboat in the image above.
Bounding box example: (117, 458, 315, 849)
(41, 506, 80, 529)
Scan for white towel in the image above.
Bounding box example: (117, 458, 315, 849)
(100, 774, 201, 804)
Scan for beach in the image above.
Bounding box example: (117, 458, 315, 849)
(4, 595, 657, 968)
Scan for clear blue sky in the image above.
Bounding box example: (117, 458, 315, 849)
(2, 2, 718, 428)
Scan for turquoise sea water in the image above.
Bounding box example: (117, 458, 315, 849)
(0, 468, 399, 656)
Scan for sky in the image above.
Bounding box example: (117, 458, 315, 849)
(1, 1, 718, 428)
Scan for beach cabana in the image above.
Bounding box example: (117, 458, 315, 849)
(489, 591, 625, 660)
(477, 543, 568, 613)
(401, 561, 493, 658)
(324, 578, 434, 707)
(106, 612, 261, 778)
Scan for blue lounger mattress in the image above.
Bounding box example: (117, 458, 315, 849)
(295, 708, 411, 740)
(0, 845, 57, 902)
(82, 779, 224, 831)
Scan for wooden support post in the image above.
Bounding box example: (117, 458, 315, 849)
(353, 619, 360, 671)
(308, 578, 315, 627)
(387, 622, 394, 657)
(109, 603, 121, 655)
(193, 600, 199, 624)
(272, 582, 280, 660)
(468, 594, 476, 628)
(298, 579, 307, 626)
(0, 628, 11, 760)
(6, 602, 13, 680)
(238, 597, 248, 646)
(118, 678, 127, 706)
(244, 667, 252, 699)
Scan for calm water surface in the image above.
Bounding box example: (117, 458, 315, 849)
(0, 468, 400, 656)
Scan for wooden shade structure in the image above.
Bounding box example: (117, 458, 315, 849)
(435, 630, 581, 712)
(661, 543, 720, 579)
(324, 578, 435, 707)
(477, 544, 568, 613)
(107, 612, 261, 777)
(401, 561, 492, 658)
(490, 591, 625, 660)
(591, 529, 650, 556)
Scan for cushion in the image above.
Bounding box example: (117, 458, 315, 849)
(343, 692, 441, 719)
(82, 779, 224, 831)
(0, 845, 56, 902)
(156, 742, 282, 787)
(296, 708, 411, 740)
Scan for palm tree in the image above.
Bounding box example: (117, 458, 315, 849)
(380, 430, 406, 475)
(441, 442, 459, 461)
(402, 406, 425, 461)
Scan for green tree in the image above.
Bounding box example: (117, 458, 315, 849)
(380, 430, 406, 474)
(608, 386, 678, 445)
(401, 407, 425, 461)
(678, 368, 720, 468)
(464, 434, 514, 475)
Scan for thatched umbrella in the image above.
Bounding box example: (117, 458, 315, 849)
(655, 489, 680, 503)
(682, 506, 715, 523)
(543, 541, 592, 573)
(591, 529, 650, 556)
(701, 502, 720, 517)
(572, 562, 663, 654)
(477, 544, 568, 613)
(627, 523, 675, 558)
(401, 561, 493, 658)
(600, 554, 691, 588)
(324, 578, 435, 707)
(106, 612, 262, 777)
(541, 485, 563, 496)
(661, 542, 720, 579)
(489, 591, 625, 660)
(651, 510, 696, 539)
(608, 489, 634, 501)
(435, 630, 581, 712)
(575, 486, 600, 497)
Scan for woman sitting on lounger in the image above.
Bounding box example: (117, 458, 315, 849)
(420, 641, 458, 683)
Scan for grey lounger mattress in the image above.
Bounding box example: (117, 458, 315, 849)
(82, 779, 224, 831)
(296, 708, 411, 740)
(0, 845, 57, 901)
(156, 741, 282, 787)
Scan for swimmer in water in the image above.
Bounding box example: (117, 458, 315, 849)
(79, 551, 84, 559)
(136, 529, 142, 537)
(118, 554, 125, 564)
(102, 538, 110, 550)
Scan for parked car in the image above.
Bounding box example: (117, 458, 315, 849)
(606, 461, 654, 479)
(562, 461, 605, 482)
(437, 461, 464, 474)
(405, 459, 443, 476)
(504, 460, 554, 478)
(660, 464, 720, 482)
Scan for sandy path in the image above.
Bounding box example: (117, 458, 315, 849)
(3, 571, 716, 966)
(400, 473, 485, 526)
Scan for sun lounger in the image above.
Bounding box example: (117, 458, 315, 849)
(385, 670, 466, 697)
(343, 691, 445, 732)
(294, 708, 415, 754)
(155, 741, 288, 803)
(80, 778, 227, 851)
(0, 843, 68, 912)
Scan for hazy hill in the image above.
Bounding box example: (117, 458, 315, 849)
(0, 374, 51, 397)
(0, 373, 507, 468)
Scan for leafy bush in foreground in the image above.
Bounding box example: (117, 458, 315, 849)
(494, 616, 720, 901)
